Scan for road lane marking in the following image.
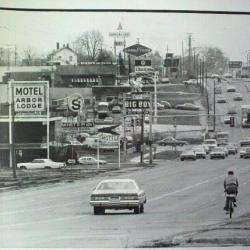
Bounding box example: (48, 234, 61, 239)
(148, 175, 224, 203)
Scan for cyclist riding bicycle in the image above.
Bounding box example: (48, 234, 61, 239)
(224, 170, 238, 211)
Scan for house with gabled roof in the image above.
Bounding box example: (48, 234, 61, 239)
(48, 43, 78, 66)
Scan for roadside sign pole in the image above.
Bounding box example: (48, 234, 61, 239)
(118, 135, 120, 169)
(154, 72, 158, 124)
(213, 79, 216, 132)
(97, 135, 100, 169)
(123, 93, 127, 161)
(10, 81, 16, 178)
(46, 81, 50, 159)
(140, 110, 144, 164)
(149, 94, 153, 164)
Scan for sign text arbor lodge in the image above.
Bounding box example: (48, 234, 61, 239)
(14, 85, 45, 112)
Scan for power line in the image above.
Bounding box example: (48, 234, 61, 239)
(0, 7, 250, 15)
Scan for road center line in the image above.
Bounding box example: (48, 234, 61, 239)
(148, 175, 224, 203)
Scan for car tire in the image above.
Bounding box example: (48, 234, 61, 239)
(181, 158, 184, 161)
(140, 204, 144, 213)
(20, 166, 27, 170)
(44, 166, 51, 169)
(94, 207, 105, 215)
(134, 206, 140, 214)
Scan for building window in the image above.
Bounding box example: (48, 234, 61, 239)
(69, 56, 73, 61)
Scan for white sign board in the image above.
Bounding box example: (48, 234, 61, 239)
(14, 85, 45, 112)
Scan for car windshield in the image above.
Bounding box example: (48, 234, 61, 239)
(97, 181, 137, 190)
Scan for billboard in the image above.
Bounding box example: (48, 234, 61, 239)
(228, 61, 242, 68)
(135, 59, 151, 66)
(164, 58, 179, 67)
(123, 43, 152, 57)
(14, 84, 45, 112)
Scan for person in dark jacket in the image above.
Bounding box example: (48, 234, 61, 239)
(224, 170, 238, 211)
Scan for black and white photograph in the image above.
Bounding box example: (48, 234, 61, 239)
(0, 0, 250, 249)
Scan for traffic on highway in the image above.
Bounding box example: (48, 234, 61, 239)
(1, 2, 250, 249)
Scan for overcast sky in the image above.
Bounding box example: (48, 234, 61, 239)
(1, 0, 250, 61)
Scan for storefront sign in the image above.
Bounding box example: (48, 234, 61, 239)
(14, 85, 45, 112)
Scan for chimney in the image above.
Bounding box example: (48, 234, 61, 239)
(56, 42, 60, 50)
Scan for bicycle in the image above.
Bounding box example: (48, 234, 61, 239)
(225, 193, 237, 218)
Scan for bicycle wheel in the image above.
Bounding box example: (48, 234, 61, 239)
(229, 199, 233, 219)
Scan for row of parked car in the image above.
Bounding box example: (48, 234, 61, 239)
(180, 138, 250, 161)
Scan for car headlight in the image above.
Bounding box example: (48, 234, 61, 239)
(90, 195, 108, 201)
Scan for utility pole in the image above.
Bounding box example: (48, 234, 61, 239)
(140, 111, 144, 164)
(182, 40, 184, 78)
(188, 33, 192, 78)
(193, 48, 196, 80)
(149, 94, 153, 164)
(213, 79, 216, 132)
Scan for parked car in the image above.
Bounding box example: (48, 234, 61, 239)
(217, 95, 227, 103)
(226, 143, 238, 154)
(233, 93, 243, 101)
(210, 147, 226, 159)
(156, 136, 188, 146)
(112, 105, 122, 113)
(17, 159, 66, 170)
(180, 150, 196, 161)
(78, 156, 107, 165)
(157, 102, 165, 110)
(224, 116, 232, 124)
(203, 139, 217, 152)
(89, 179, 147, 215)
(160, 101, 172, 109)
(175, 103, 200, 111)
(192, 146, 206, 159)
(160, 77, 170, 84)
(227, 86, 236, 92)
(243, 147, 250, 159)
(103, 116, 114, 123)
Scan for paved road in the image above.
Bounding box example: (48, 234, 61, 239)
(208, 78, 250, 142)
(1, 157, 250, 248)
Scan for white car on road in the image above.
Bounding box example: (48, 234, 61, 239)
(210, 147, 226, 159)
(17, 159, 66, 170)
(78, 156, 107, 165)
(89, 179, 146, 215)
(203, 139, 217, 152)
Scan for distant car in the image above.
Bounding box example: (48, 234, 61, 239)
(233, 93, 243, 101)
(223, 73, 233, 78)
(184, 79, 197, 85)
(226, 143, 238, 155)
(66, 140, 82, 146)
(89, 179, 147, 215)
(224, 116, 232, 124)
(192, 146, 206, 159)
(103, 116, 114, 123)
(203, 139, 217, 152)
(160, 101, 172, 109)
(157, 102, 165, 110)
(227, 106, 237, 115)
(217, 95, 227, 103)
(78, 156, 107, 165)
(210, 147, 226, 159)
(243, 147, 250, 159)
(227, 86, 236, 92)
(17, 159, 66, 170)
(157, 136, 188, 146)
(112, 105, 122, 113)
(239, 138, 250, 147)
(217, 146, 229, 157)
(240, 148, 247, 158)
(175, 103, 200, 111)
(180, 150, 196, 161)
(160, 77, 170, 84)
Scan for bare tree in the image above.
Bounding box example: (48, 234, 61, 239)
(75, 30, 104, 62)
(23, 46, 36, 66)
